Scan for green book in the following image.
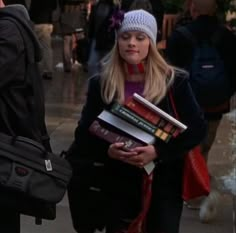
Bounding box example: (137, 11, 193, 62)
(111, 103, 159, 136)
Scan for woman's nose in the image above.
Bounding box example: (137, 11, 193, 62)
(128, 37, 136, 47)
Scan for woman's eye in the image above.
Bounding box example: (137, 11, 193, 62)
(121, 34, 130, 40)
(137, 35, 146, 41)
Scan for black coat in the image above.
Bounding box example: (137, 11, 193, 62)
(66, 73, 206, 230)
(0, 6, 50, 150)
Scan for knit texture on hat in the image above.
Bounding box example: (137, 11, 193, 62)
(118, 9, 157, 43)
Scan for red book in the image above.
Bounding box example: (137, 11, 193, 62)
(132, 93, 187, 132)
(125, 97, 161, 125)
(89, 120, 145, 151)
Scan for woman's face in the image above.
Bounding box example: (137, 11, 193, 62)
(118, 31, 150, 64)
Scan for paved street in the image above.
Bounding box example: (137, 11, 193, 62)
(21, 37, 236, 233)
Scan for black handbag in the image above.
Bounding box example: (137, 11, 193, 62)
(0, 133, 72, 220)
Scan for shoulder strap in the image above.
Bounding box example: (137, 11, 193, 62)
(168, 89, 179, 120)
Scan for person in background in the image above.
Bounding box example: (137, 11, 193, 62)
(129, 0, 153, 14)
(0, 2, 51, 232)
(86, 0, 118, 77)
(166, 0, 236, 223)
(59, 0, 88, 72)
(175, 0, 193, 28)
(29, 0, 58, 80)
(66, 9, 206, 233)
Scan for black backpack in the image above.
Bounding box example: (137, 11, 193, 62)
(177, 27, 232, 109)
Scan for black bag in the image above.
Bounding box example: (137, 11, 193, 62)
(0, 133, 72, 220)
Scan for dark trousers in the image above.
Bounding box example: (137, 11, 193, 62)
(0, 208, 20, 233)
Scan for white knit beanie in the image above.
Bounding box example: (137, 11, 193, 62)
(118, 10, 157, 44)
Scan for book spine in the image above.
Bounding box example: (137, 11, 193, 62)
(125, 98, 160, 125)
(89, 120, 145, 150)
(111, 103, 158, 135)
(155, 128, 172, 143)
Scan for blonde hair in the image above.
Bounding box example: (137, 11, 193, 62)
(100, 41, 175, 105)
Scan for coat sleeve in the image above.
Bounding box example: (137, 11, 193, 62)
(154, 75, 207, 164)
(0, 19, 24, 90)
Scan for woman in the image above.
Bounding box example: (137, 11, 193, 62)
(67, 10, 206, 233)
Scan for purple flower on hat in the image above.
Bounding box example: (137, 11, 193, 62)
(109, 8, 125, 31)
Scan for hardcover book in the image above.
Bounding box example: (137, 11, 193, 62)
(111, 103, 157, 135)
(89, 117, 155, 175)
(89, 120, 145, 151)
(97, 110, 156, 145)
(125, 97, 161, 125)
(125, 97, 184, 137)
(132, 93, 188, 132)
(111, 103, 173, 142)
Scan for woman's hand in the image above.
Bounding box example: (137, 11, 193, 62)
(125, 145, 157, 168)
(108, 142, 138, 162)
(108, 143, 157, 168)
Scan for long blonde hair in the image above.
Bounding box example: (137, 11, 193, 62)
(101, 41, 175, 105)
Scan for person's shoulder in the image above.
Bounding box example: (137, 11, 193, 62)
(172, 68, 189, 89)
(0, 17, 20, 37)
(87, 74, 101, 90)
(219, 25, 236, 40)
(88, 74, 101, 84)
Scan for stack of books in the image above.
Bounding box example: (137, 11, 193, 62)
(89, 93, 187, 173)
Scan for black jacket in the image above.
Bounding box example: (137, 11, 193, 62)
(66, 73, 206, 230)
(0, 5, 50, 150)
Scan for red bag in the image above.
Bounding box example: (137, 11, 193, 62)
(169, 90, 210, 201)
(182, 146, 210, 200)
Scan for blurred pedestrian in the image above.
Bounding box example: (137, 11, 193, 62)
(87, 0, 118, 77)
(175, 0, 193, 27)
(59, 0, 88, 72)
(29, 0, 58, 80)
(129, 0, 153, 13)
(66, 9, 206, 233)
(0, 2, 51, 232)
(166, 0, 236, 223)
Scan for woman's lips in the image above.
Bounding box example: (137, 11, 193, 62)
(125, 50, 138, 53)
